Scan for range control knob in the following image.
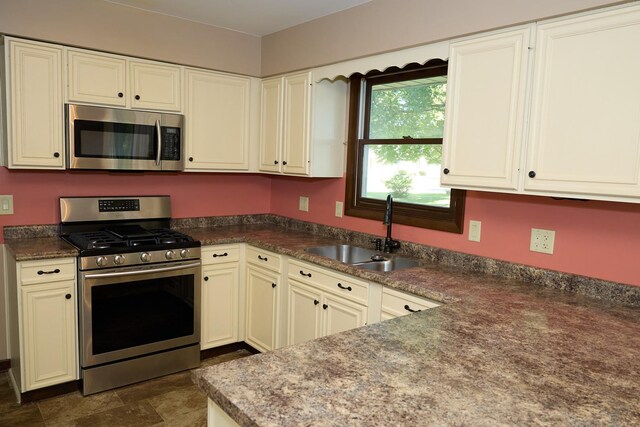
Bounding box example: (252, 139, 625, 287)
(114, 255, 125, 265)
(165, 250, 175, 260)
(180, 249, 189, 259)
(140, 252, 151, 262)
(95, 256, 107, 267)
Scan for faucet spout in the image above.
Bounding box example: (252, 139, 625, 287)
(383, 195, 400, 253)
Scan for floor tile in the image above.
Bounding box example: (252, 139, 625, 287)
(116, 371, 194, 404)
(37, 390, 123, 425)
(0, 401, 45, 426)
(146, 385, 206, 422)
(199, 349, 252, 368)
(72, 400, 163, 427)
(153, 408, 207, 427)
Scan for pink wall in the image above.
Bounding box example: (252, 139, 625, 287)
(0, 168, 272, 242)
(270, 175, 640, 287)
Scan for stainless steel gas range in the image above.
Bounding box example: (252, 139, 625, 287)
(59, 196, 201, 395)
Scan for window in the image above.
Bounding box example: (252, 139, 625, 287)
(345, 60, 465, 233)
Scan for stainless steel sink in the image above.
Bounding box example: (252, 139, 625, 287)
(305, 244, 420, 272)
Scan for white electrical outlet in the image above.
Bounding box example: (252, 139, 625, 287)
(0, 195, 14, 215)
(299, 196, 309, 212)
(468, 220, 481, 242)
(335, 201, 343, 217)
(530, 228, 555, 254)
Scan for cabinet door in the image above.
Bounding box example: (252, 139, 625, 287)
(7, 40, 64, 168)
(321, 293, 367, 337)
(526, 6, 640, 198)
(259, 77, 283, 172)
(287, 280, 322, 346)
(201, 263, 240, 349)
(185, 69, 250, 170)
(21, 281, 76, 391)
(282, 72, 311, 175)
(245, 266, 279, 352)
(130, 61, 182, 112)
(67, 49, 126, 107)
(442, 27, 531, 190)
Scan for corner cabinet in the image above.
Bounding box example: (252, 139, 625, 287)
(259, 71, 347, 177)
(524, 5, 640, 199)
(6, 255, 78, 396)
(201, 245, 242, 349)
(1, 38, 64, 169)
(184, 69, 255, 171)
(442, 26, 531, 190)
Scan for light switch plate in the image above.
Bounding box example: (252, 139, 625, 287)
(299, 196, 309, 212)
(0, 195, 14, 215)
(468, 220, 481, 242)
(335, 201, 343, 217)
(530, 228, 555, 254)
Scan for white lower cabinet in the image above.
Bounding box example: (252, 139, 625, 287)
(201, 245, 241, 350)
(7, 256, 78, 395)
(380, 286, 440, 321)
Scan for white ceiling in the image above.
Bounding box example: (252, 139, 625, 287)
(105, 0, 372, 36)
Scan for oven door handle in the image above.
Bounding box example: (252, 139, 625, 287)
(84, 261, 201, 279)
(155, 119, 162, 167)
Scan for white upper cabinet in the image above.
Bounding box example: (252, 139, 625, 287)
(184, 69, 252, 170)
(67, 49, 126, 107)
(525, 5, 640, 199)
(442, 26, 532, 190)
(259, 71, 347, 177)
(2, 38, 64, 169)
(66, 48, 182, 112)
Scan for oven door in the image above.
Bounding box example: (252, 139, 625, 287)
(79, 260, 201, 368)
(67, 104, 163, 171)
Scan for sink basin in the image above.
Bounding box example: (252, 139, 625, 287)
(305, 244, 420, 272)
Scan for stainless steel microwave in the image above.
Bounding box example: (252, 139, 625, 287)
(65, 104, 184, 171)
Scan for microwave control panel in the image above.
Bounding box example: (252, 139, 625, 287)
(161, 127, 181, 161)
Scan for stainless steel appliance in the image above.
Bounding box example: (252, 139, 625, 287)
(65, 104, 184, 171)
(60, 196, 200, 395)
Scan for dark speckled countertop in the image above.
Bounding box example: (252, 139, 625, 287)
(5, 222, 640, 425)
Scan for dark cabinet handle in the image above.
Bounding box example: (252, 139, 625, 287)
(443, 168, 449, 175)
(65, 293, 71, 300)
(135, 95, 141, 100)
(117, 92, 123, 98)
(299, 270, 312, 277)
(258, 255, 268, 261)
(282, 161, 288, 166)
(204, 276, 209, 281)
(528, 171, 536, 178)
(37, 269, 60, 275)
(314, 299, 319, 305)
(188, 157, 194, 162)
(404, 304, 421, 313)
(337, 283, 352, 291)
(212, 253, 228, 258)
(322, 304, 328, 310)
(53, 152, 60, 158)
(272, 283, 277, 288)
(274, 160, 279, 165)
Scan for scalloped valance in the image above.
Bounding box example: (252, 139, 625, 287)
(312, 40, 450, 82)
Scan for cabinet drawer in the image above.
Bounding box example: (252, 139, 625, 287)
(201, 245, 241, 265)
(381, 287, 440, 319)
(289, 259, 369, 305)
(19, 258, 76, 286)
(246, 246, 282, 272)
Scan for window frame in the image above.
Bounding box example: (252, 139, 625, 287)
(344, 60, 466, 234)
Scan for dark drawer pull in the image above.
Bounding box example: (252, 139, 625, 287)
(314, 299, 319, 305)
(337, 283, 352, 291)
(272, 283, 277, 288)
(258, 255, 268, 261)
(212, 252, 228, 258)
(322, 304, 328, 310)
(404, 304, 421, 313)
(299, 270, 312, 277)
(37, 269, 60, 275)
(65, 293, 72, 300)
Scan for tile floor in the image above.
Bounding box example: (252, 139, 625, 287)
(0, 349, 252, 426)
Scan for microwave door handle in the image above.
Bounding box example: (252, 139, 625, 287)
(155, 119, 162, 167)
